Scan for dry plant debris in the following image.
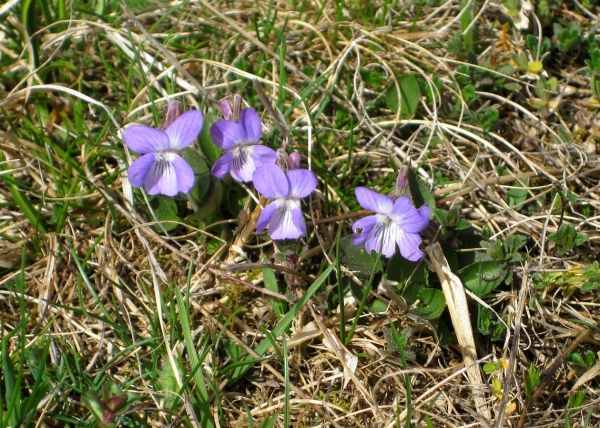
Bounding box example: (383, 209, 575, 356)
(1, 0, 600, 427)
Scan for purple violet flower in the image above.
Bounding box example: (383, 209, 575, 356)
(352, 187, 430, 260)
(210, 108, 277, 182)
(123, 110, 203, 197)
(253, 164, 317, 240)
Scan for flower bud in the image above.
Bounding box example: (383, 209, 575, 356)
(389, 165, 410, 200)
(232, 94, 242, 122)
(161, 100, 182, 130)
(289, 151, 302, 170)
(220, 98, 232, 120)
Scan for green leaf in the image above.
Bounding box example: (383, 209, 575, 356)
(198, 113, 222, 164)
(387, 251, 426, 284)
(455, 218, 472, 231)
(548, 224, 588, 255)
(478, 108, 499, 131)
(584, 349, 597, 367)
(339, 236, 378, 278)
(423, 76, 442, 103)
(512, 53, 529, 71)
(412, 288, 446, 320)
(460, 261, 507, 296)
(151, 196, 180, 232)
(575, 233, 588, 246)
(402, 282, 445, 319)
(369, 299, 388, 313)
(225, 185, 248, 216)
(434, 318, 452, 347)
(507, 178, 529, 210)
(386, 74, 420, 119)
(503, 82, 521, 91)
(483, 362, 501, 374)
(263, 267, 287, 319)
(567, 352, 585, 366)
(461, 84, 477, 105)
(182, 148, 211, 203)
(408, 169, 435, 211)
(186, 179, 224, 222)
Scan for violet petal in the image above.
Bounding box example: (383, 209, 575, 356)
(211, 152, 234, 179)
(165, 110, 203, 150)
(144, 153, 179, 196)
(128, 153, 156, 188)
(210, 120, 244, 150)
(290, 203, 307, 236)
(252, 164, 289, 198)
(256, 202, 277, 234)
(170, 154, 195, 194)
(220, 99, 232, 121)
(355, 187, 393, 215)
(390, 197, 431, 233)
(249, 145, 277, 168)
(124, 126, 169, 154)
(397, 230, 424, 261)
(365, 222, 400, 258)
(287, 169, 318, 198)
(230, 147, 256, 182)
(352, 216, 378, 247)
(289, 151, 302, 170)
(239, 108, 262, 143)
(269, 204, 303, 240)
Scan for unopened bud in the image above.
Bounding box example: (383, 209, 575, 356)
(232, 94, 242, 122)
(289, 151, 302, 170)
(389, 165, 410, 200)
(162, 100, 182, 130)
(220, 98, 232, 120)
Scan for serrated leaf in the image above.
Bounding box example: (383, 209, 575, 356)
(460, 261, 507, 296)
(198, 113, 222, 164)
(386, 74, 420, 119)
(479, 108, 499, 128)
(412, 288, 445, 320)
(402, 281, 423, 307)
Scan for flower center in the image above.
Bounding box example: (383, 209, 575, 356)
(231, 146, 249, 169)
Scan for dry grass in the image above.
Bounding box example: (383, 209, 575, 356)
(1, 0, 600, 427)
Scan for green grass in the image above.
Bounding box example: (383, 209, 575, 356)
(1, 0, 600, 426)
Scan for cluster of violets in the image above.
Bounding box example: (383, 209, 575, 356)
(122, 101, 430, 260)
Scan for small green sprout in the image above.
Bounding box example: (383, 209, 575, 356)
(547, 224, 588, 255)
(524, 363, 541, 400)
(82, 381, 131, 428)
